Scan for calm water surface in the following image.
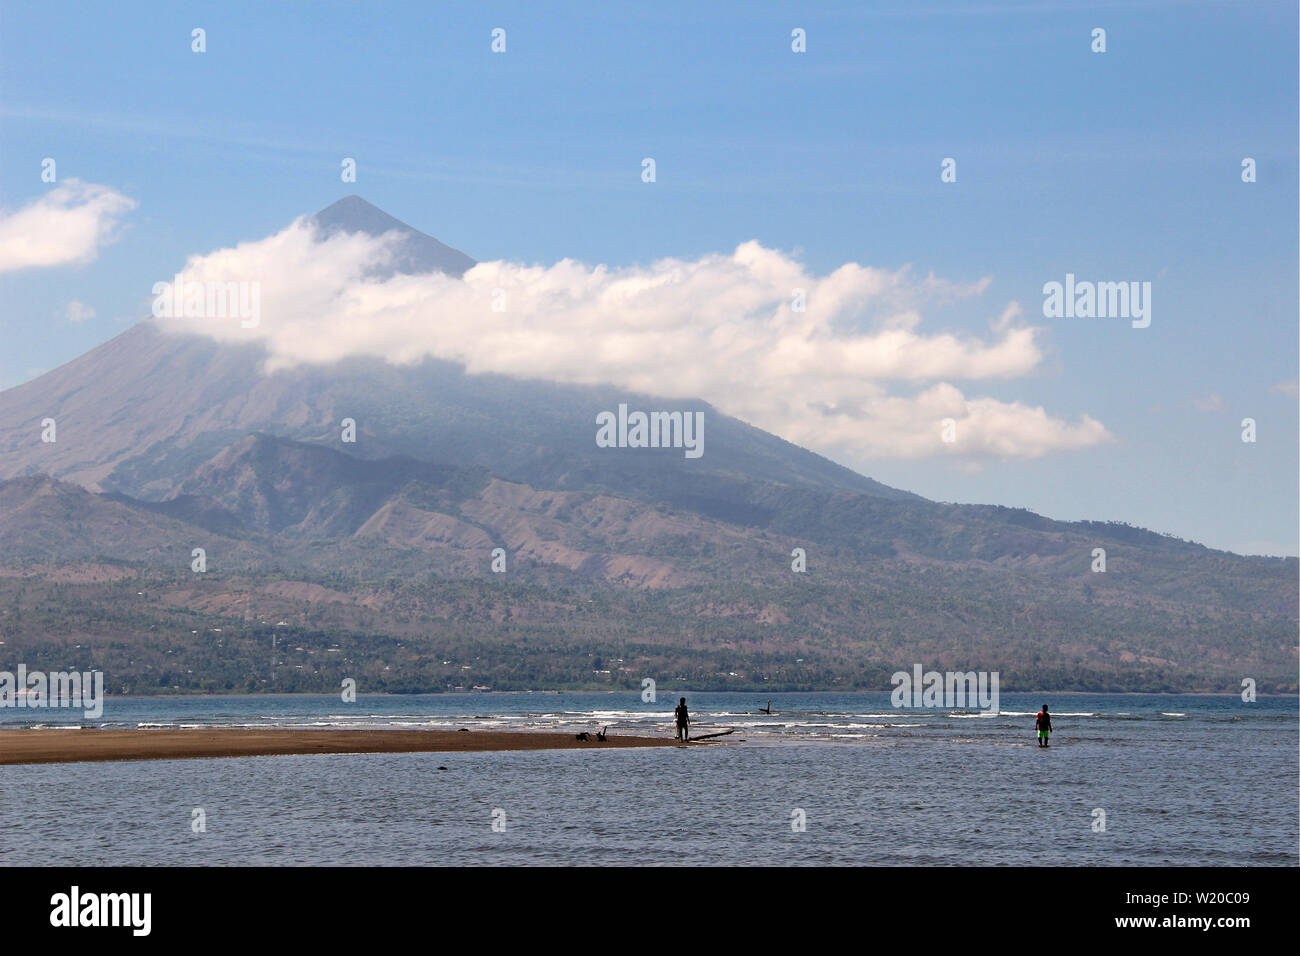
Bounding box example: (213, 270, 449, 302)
(1, 692, 1295, 865)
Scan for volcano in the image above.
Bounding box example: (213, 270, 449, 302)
(0, 196, 908, 508)
(0, 198, 1293, 694)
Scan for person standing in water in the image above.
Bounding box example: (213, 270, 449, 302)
(674, 697, 690, 741)
(1035, 704, 1052, 747)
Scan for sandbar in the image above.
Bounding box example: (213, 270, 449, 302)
(0, 728, 679, 766)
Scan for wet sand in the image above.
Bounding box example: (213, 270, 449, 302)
(0, 728, 678, 766)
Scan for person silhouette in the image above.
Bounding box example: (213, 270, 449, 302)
(674, 697, 690, 741)
(1035, 704, 1053, 747)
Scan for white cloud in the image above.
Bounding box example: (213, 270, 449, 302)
(159, 218, 1112, 461)
(1268, 380, 1298, 398)
(63, 299, 96, 323)
(0, 180, 135, 274)
(1189, 392, 1225, 412)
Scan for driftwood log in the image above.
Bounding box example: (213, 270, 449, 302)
(689, 728, 736, 741)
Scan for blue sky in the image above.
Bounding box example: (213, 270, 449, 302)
(1, 0, 1296, 555)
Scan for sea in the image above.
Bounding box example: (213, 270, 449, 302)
(1, 692, 1295, 866)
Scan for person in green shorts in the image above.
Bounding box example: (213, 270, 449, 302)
(1035, 704, 1052, 747)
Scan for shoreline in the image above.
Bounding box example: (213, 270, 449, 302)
(8, 689, 1287, 703)
(0, 728, 679, 766)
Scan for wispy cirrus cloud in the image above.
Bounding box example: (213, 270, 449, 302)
(158, 218, 1111, 462)
(1189, 392, 1226, 412)
(0, 180, 135, 274)
(63, 299, 96, 323)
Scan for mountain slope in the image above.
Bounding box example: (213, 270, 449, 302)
(0, 323, 912, 507)
(178, 433, 486, 535)
(0, 434, 1293, 692)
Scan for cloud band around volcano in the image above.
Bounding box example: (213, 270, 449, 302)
(155, 217, 1111, 463)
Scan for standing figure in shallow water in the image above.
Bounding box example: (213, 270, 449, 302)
(1035, 704, 1052, 747)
